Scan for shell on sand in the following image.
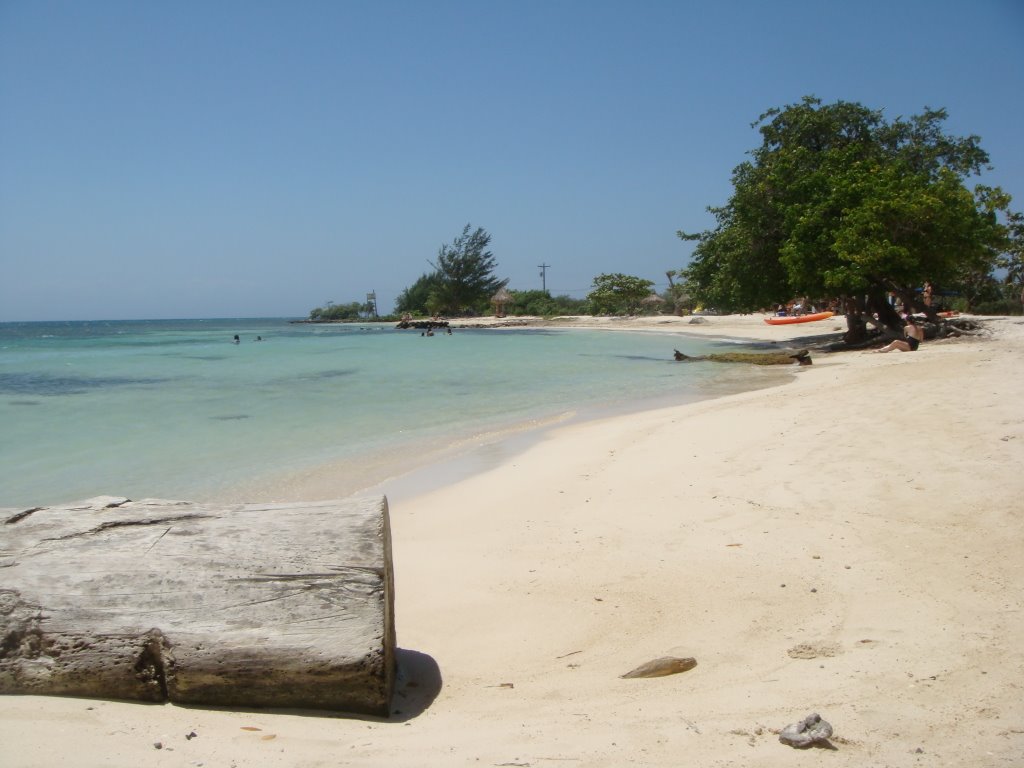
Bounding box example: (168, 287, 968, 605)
(620, 656, 697, 679)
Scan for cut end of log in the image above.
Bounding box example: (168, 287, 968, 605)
(0, 496, 396, 716)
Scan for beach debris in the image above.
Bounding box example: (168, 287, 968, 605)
(620, 656, 697, 679)
(673, 349, 812, 365)
(778, 713, 834, 748)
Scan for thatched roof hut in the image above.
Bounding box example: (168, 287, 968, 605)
(491, 287, 513, 318)
(641, 293, 666, 314)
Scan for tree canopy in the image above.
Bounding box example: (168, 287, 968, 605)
(393, 272, 442, 316)
(426, 224, 506, 315)
(999, 210, 1024, 305)
(587, 273, 654, 315)
(308, 300, 374, 321)
(680, 96, 1017, 336)
(392, 225, 505, 316)
(505, 289, 589, 316)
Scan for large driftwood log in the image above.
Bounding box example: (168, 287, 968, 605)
(673, 349, 812, 365)
(0, 496, 396, 715)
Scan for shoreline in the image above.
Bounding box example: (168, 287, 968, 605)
(335, 313, 843, 506)
(211, 314, 814, 507)
(3, 315, 1022, 767)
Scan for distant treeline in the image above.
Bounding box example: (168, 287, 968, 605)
(307, 290, 592, 322)
(307, 302, 376, 321)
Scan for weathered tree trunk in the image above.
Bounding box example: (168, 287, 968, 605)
(0, 496, 396, 716)
(867, 285, 904, 336)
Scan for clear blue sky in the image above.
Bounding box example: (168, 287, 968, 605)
(2, 0, 1022, 320)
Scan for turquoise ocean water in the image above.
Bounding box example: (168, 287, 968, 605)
(0, 318, 785, 507)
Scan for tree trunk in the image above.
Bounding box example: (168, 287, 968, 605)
(867, 286, 903, 336)
(843, 296, 869, 343)
(0, 496, 396, 715)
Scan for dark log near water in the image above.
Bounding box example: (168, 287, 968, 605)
(0, 496, 395, 715)
(673, 349, 812, 365)
(396, 320, 450, 330)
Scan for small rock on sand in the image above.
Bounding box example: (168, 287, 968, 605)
(779, 713, 833, 748)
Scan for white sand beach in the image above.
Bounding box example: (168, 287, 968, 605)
(3, 314, 1023, 767)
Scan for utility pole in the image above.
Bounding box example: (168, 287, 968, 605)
(538, 263, 550, 293)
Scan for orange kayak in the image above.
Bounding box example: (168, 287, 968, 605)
(764, 311, 834, 325)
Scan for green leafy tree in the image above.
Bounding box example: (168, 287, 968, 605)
(587, 273, 654, 315)
(307, 301, 366, 321)
(507, 289, 589, 316)
(394, 272, 442, 316)
(998, 210, 1024, 309)
(664, 270, 693, 315)
(680, 96, 1015, 339)
(428, 224, 506, 315)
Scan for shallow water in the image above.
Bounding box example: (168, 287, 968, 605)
(0, 318, 784, 507)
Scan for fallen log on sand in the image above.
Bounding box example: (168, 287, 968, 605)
(0, 496, 395, 715)
(673, 349, 812, 365)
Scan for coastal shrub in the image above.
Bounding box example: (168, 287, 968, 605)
(394, 272, 443, 316)
(969, 299, 1023, 316)
(508, 290, 589, 317)
(308, 302, 369, 321)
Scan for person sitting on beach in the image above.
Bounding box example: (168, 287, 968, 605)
(876, 316, 924, 353)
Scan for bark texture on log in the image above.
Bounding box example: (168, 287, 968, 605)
(0, 496, 395, 716)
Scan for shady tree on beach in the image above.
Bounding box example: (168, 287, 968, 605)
(394, 224, 507, 317)
(587, 273, 655, 315)
(678, 96, 1021, 343)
